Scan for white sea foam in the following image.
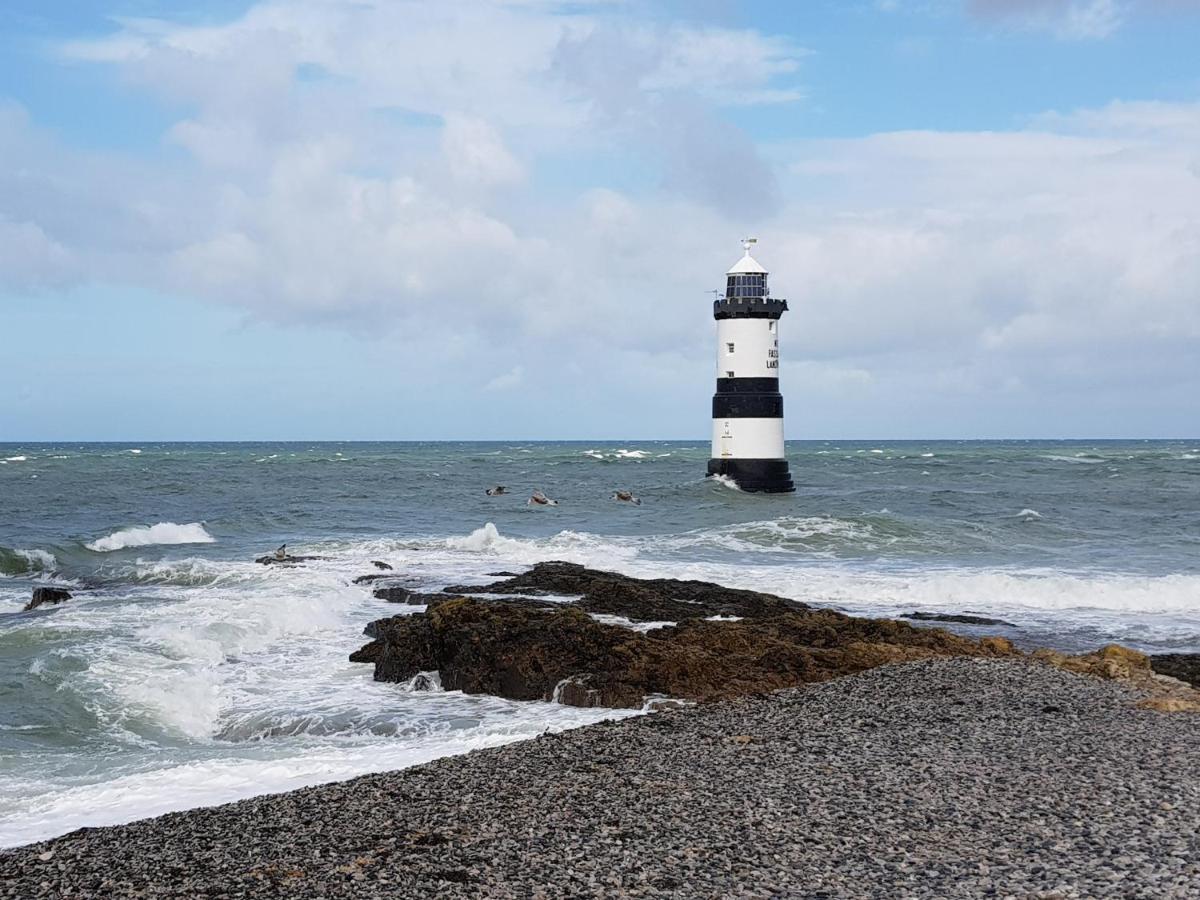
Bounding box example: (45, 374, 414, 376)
(588, 613, 675, 632)
(86, 522, 215, 553)
(3, 456, 28, 462)
(128, 449, 142, 454)
(1015, 509, 1043, 520)
(709, 474, 741, 491)
(1044, 454, 1103, 464)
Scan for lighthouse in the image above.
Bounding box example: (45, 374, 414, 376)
(706, 238, 794, 493)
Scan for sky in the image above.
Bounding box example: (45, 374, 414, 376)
(1, 0, 1199, 440)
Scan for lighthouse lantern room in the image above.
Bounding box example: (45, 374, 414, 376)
(706, 238, 795, 493)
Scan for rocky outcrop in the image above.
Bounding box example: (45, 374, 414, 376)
(23, 587, 72, 612)
(371, 561, 393, 571)
(902, 611, 1016, 627)
(351, 592, 1018, 709)
(1149, 654, 1200, 689)
(442, 561, 807, 622)
(372, 586, 445, 605)
(255, 554, 323, 566)
(1034, 645, 1200, 712)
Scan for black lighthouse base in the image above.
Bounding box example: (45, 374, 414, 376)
(707, 458, 794, 493)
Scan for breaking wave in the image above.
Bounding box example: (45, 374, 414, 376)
(86, 523, 215, 553)
(0, 547, 58, 576)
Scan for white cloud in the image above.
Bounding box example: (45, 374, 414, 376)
(967, 0, 1128, 39)
(484, 365, 525, 392)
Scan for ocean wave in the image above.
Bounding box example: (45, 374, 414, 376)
(0, 547, 57, 576)
(1043, 454, 1104, 464)
(3, 456, 28, 463)
(86, 522, 215, 553)
(709, 474, 741, 491)
(582, 448, 651, 461)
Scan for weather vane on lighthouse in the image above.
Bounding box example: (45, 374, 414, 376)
(706, 237, 794, 493)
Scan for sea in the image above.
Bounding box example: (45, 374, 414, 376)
(1, 440, 1198, 847)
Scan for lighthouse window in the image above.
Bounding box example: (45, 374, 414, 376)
(726, 342, 735, 354)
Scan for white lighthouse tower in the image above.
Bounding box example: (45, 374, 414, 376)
(706, 238, 794, 493)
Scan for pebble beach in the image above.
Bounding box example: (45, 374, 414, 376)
(3, 657, 1197, 898)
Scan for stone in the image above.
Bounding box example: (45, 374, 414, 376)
(1149, 654, 1200, 689)
(255, 554, 322, 566)
(443, 561, 808, 622)
(23, 587, 72, 612)
(371, 561, 393, 571)
(372, 587, 444, 605)
(902, 611, 1016, 627)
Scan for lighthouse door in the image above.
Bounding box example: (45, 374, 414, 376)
(720, 421, 733, 458)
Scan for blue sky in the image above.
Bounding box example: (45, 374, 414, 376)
(2, 0, 1199, 439)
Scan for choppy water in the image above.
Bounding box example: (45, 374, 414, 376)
(1, 440, 1198, 847)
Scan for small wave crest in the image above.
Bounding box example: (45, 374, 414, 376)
(86, 522, 215, 553)
(583, 448, 650, 461)
(0, 547, 58, 576)
(1043, 454, 1104, 465)
(709, 474, 741, 491)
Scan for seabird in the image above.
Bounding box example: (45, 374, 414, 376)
(485, 486, 509, 496)
(528, 490, 558, 506)
(273, 544, 287, 560)
(612, 490, 642, 506)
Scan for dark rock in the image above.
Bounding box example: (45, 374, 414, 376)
(486, 571, 521, 577)
(350, 587, 1018, 709)
(371, 560, 393, 571)
(372, 587, 445, 605)
(1150, 654, 1200, 689)
(23, 587, 72, 612)
(443, 561, 807, 623)
(255, 555, 322, 566)
(352, 573, 407, 585)
(902, 611, 1017, 628)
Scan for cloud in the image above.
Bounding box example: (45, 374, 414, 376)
(966, 0, 1127, 39)
(484, 365, 525, 392)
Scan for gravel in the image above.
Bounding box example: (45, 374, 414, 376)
(3, 658, 1198, 898)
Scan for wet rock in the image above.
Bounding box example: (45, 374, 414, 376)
(255, 554, 322, 566)
(371, 560, 393, 571)
(372, 587, 444, 605)
(23, 587, 72, 612)
(352, 573, 404, 585)
(443, 561, 807, 622)
(902, 611, 1016, 628)
(351, 591, 1017, 709)
(1149, 654, 1200, 689)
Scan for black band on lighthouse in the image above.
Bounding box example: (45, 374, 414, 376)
(712, 394, 783, 418)
(715, 377, 779, 394)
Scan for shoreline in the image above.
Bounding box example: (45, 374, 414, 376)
(3, 657, 1197, 898)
